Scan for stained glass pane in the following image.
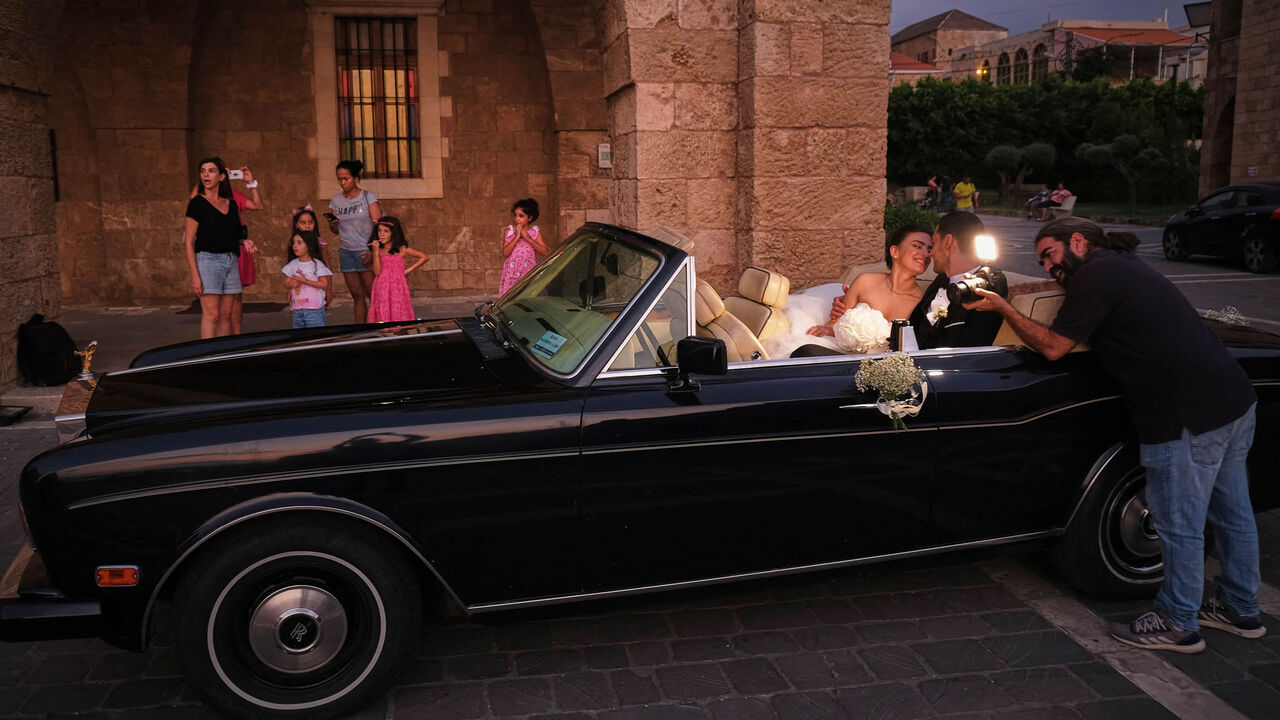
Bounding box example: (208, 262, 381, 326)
(335, 17, 420, 178)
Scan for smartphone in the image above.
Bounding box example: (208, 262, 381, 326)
(323, 212, 338, 222)
(228, 169, 244, 180)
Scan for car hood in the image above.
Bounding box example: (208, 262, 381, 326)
(83, 318, 507, 436)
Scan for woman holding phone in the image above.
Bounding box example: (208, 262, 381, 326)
(327, 160, 381, 323)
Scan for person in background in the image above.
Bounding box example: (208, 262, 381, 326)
(1026, 183, 1050, 219)
(184, 157, 258, 339)
(367, 216, 428, 323)
(282, 230, 332, 328)
(939, 175, 954, 213)
(954, 175, 978, 213)
(292, 205, 332, 308)
(1035, 182, 1073, 221)
(190, 163, 262, 333)
(327, 160, 382, 323)
(499, 197, 548, 295)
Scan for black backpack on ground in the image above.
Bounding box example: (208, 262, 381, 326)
(17, 313, 79, 386)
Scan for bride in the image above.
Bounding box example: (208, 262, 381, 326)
(763, 225, 933, 357)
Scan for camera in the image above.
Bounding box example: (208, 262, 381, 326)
(946, 266, 1008, 305)
(227, 169, 243, 180)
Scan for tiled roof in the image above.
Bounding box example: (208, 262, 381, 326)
(1069, 27, 1195, 46)
(892, 9, 1006, 44)
(890, 52, 939, 72)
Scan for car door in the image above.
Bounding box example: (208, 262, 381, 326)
(921, 346, 1133, 546)
(1187, 189, 1237, 254)
(579, 348, 938, 594)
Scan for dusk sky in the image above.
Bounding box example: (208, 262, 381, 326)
(891, 1, 1203, 36)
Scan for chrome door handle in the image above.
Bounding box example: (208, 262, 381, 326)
(839, 402, 880, 410)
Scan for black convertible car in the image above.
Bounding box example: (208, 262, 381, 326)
(1163, 182, 1280, 272)
(3, 223, 1279, 719)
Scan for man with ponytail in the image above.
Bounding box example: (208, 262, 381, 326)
(966, 217, 1262, 654)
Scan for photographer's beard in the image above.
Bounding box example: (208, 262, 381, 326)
(1050, 248, 1085, 287)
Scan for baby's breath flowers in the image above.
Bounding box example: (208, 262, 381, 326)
(1203, 306, 1250, 327)
(855, 352, 927, 431)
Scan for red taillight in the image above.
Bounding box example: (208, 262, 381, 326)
(1271, 208, 1280, 221)
(95, 566, 140, 587)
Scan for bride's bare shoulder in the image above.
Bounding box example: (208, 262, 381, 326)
(850, 271, 889, 288)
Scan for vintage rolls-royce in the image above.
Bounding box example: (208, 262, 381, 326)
(3, 223, 1278, 719)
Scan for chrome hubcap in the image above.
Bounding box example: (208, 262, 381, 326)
(248, 585, 348, 674)
(1106, 478, 1163, 575)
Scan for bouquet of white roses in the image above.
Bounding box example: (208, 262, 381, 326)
(855, 352, 928, 431)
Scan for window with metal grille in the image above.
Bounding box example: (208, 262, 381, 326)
(335, 17, 420, 179)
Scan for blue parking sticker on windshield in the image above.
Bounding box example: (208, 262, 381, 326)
(532, 330, 567, 359)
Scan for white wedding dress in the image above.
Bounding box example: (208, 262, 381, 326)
(762, 283, 892, 358)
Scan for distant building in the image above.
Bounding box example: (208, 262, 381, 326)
(950, 21, 1197, 85)
(890, 9, 1006, 72)
(889, 52, 940, 86)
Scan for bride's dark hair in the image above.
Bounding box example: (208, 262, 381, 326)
(885, 224, 931, 268)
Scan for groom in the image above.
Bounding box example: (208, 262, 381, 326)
(909, 212, 1004, 349)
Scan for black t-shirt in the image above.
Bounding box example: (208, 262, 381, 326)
(1050, 249, 1255, 443)
(185, 195, 241, 255)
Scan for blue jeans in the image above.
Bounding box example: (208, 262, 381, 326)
(1141, 403, 1259, 630)
(292, 308, 326, 328)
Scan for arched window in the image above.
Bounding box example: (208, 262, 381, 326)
(1032, 44, 1049, 80)
(980, 59, 991, 83)
(1013, 48, 1029, 83)
(997, 52, 1011, 84)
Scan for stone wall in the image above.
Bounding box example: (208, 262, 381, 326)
(0, 0, 65, 387)
(50, 0, 560, 309)
(1226, 0, 1279, 186)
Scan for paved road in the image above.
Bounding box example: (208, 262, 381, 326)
(1, 217, 1279, 719)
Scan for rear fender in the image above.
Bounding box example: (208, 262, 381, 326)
(139, 493, 466, 649)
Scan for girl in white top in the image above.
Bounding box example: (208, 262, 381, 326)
(282, 230, 333, 328)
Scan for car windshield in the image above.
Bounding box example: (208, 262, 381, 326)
(495, 230, 662, 374)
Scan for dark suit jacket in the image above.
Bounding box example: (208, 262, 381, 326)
(908, 273, 1004, 349)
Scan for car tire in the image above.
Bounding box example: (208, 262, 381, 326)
(173, 522, 423, 720)
(1242, 235, 1278, 273)
(1162, 229, 1189, 261)
(1050, 461, 1163, 599)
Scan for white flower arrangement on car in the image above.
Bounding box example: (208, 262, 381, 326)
(855, 352, 928, 431)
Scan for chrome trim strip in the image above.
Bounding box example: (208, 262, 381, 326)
(142, 503, 465, 649)
(67, 449, 582, 510)
(111, 327, 462, 376)
(580, 395, 1120, 456)
(465, 530, 1061, 613)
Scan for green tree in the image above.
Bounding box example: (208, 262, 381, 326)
(1076, 135, 1169, 211)
(985, 142, 1056, 202)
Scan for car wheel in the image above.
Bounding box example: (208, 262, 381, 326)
(1162, 229, 1189, 261)
(1242, 235, 1278, 273)
(1050, 463, 1163, 598)
(174, 523, 422, 720)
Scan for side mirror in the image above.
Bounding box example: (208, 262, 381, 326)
(667, 337, 727, 393)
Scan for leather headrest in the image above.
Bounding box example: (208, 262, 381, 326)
(737, 267, 790, 307)
(695, 281, 724, 327)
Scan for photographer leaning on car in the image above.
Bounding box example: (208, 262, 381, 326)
(908, 211, 1005, 350)
(964, 217, 1263, 655)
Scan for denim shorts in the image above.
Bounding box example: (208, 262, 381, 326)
(339, 248, 370, 273)
(196, 252, 242, 295)
(292, 308, 326, 328)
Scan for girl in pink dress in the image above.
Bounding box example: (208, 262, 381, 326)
(367, 217, 428, 323)
(499, 197, 549, 295)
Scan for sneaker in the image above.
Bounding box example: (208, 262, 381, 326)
(1198, 598, 1267, 639)
(1108, 611, 1205, 653)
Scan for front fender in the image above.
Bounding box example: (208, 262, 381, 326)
(140, 492, 466, 650)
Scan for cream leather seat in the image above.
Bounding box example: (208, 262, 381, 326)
(723, 267, 790, 341)
(695, 281, 769, 362)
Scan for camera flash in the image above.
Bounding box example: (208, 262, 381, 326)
(975, 234, 998, 261)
